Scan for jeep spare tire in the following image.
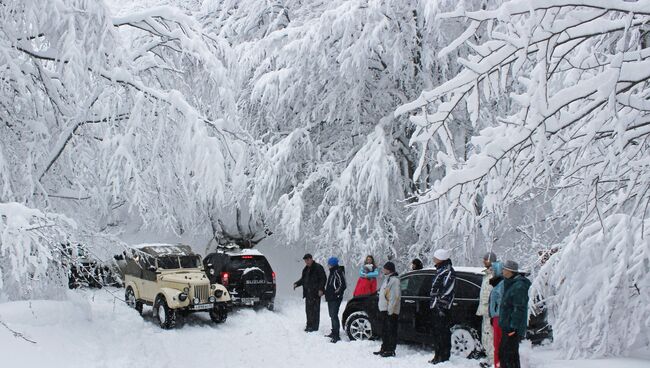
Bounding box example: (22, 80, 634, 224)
(239, 267, 266, 298)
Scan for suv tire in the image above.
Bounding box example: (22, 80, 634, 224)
(209, 305, 227, 324)
(345, 311, 375, 341)
(125, 286, 143, 315)
(155, 295, 176, 329)
(450, 325, 481, 358)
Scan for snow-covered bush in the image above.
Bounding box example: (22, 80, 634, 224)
(0, 203, 73, 301)
(534, 214, 650, 358)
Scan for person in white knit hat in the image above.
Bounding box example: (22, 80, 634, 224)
(428, 248, 456, 365)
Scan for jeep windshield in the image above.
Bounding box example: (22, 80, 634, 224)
(157, 255, 201, 269)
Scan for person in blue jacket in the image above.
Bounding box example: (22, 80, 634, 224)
(488, 261, 504, 368)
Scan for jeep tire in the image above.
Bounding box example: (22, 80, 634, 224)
(125, 286, 143, 315)
(155, 295, 176, 329)
(209, 305, 227, 324)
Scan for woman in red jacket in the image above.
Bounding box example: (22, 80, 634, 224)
(353, 255, 379, 296)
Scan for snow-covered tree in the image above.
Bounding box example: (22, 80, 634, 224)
(397, 0, 650, 356)
(0, 0, 241, 299)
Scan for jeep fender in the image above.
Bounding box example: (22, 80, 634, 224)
(213, 284, 232, 303)
(125, 281, 140, 299)
(156, 287, 190, 309)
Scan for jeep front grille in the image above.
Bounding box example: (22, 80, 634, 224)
(193, 285, 210, 303)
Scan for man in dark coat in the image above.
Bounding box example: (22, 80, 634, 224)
(324, 256, 346, 343)
(429, 249, 456, 365)
(498, 260, 531, 368)
(294, 253, 327, 332)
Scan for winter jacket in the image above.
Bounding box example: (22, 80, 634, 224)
(489, 261, 504, 318)
(430, 259, 456, 311)
(325, 265, 347, 302)
(359, 265, 379, 279)
(476, 266, 493, 316)
(378, 273, 401, 315)
(295, 262, 327, 299)
(499, 274, 531, 337)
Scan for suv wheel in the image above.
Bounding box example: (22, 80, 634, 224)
(209, 305, 227, 324)
(125, 287, 143, 315)
(451, 325, 481, 358)
(155, 296, 176, 329)
(345, 311, 374, 341)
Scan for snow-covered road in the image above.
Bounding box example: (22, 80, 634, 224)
(1, 289, 648, 368)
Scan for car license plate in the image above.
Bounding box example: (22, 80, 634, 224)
(241, 297, 259, 305)
(192, 303, 213, 310)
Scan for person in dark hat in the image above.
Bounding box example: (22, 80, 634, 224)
(294, 254, 327, 332)
(411, 258, 424, 271)
(324, 256, 346, 343)
(374, 261, 401, 357)
(498, 260, 531, 368)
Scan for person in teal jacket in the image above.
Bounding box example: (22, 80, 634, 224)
(498, 260, 531, 368)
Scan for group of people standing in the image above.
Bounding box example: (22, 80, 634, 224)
(293, 249, 531, 367)
(476, 252, 532, 368)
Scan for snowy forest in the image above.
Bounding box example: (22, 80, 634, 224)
(0, 0, 649, 363)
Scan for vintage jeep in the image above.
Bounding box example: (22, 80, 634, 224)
(123, 243, 231, 329)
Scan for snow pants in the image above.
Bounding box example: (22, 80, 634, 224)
(380, 311, 398, 353)
(499, 333, 521, 368)
(432, 310, 452, 362)
(327, 299, 342, 337)
(482, 315, 494, 363)
(305, 296, 321, 330)
(492, 317, 502, 368)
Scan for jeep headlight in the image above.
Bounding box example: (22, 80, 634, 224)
(209, 296, 216, 303)
(210, 284, 216, 290)
(183, 287, 190, 293)
(209, 269, 215, 275)
(179, 292, 188, 302)
(192, 297, 200, 305)
(214, 290, 223, 298)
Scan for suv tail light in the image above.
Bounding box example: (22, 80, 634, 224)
(272, 271, 276, 284)
(241, 255, 253, 259)
(220, 272, 229, 287)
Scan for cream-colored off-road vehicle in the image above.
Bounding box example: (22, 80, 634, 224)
(123, 243, 231, 329)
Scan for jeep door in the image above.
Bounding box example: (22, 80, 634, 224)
(398, 272, 434, 343)
(138, 254, 158, 302)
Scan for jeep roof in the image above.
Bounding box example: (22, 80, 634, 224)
(131, 243, 195, 257)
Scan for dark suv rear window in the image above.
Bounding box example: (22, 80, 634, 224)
(228, 256, 273, 274)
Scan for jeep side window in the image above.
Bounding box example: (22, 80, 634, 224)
(179, 255, 200, 269)
(158, 256, 179, 269)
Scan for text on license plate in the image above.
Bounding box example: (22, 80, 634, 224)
(242, 297, 259, 305)
(192, 303, 213, 310)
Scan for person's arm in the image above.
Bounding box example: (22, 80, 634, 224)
(294, 268, 304, 289)
(365, 268, 379, 279)
(387, 278, 401, 315)
(318, 265, 327, 295)
(338, 269, 347, 295)
(359, 267, 367, 278)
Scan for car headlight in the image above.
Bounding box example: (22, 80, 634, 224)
(183, 287, 190, 293)
(210, 284, 216, 290)
(179, 292, 188, 302)
(214, 290, 223, 298)
(209, 269, 215, 275)
(209, 296, 216, 303)
(193, 297, 200, 305)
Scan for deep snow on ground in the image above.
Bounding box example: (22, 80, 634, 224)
(1, 289, 649, 368)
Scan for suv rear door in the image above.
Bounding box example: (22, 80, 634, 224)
(227, 255, 274, 301)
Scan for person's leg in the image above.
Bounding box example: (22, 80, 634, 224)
(379, 311, 389, 352)
(492, 317, 502, 368)
(313, 296, 321, 330)
(331, 300, 341, 337)
(439, 311, 452, 361)
(306, 297, 318, 330)
(483, 316, 494, 363)
(430, 313, 442, 361)
(304, 298, 311, 330)
(499, 334, 518, 368)
(388, 313, 398, 353)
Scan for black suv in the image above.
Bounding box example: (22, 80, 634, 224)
(203, 247, 276, 310)
(342, 267, 551, 358)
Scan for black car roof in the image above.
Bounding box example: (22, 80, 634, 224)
(401, 266, 485, 278)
